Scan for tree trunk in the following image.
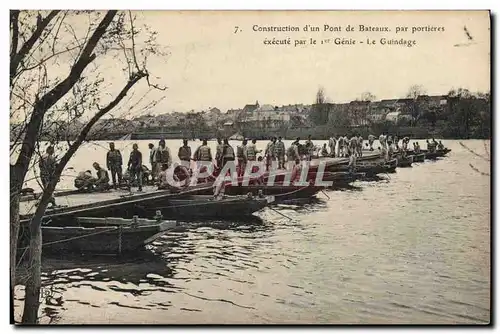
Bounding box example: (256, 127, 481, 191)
(21, 218, 43, 324)
(10, 166, 22, 297)
(10, 186, 20, 290)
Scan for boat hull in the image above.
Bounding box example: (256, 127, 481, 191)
(226, 185, 324, 201)
(19, 185, 214, 224)
(18, 220, 175, 254)
(143, 195, 273, 219)
(411, 153, 426, 162)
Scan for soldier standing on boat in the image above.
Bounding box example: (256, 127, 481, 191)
(379, 133, 388, 161)
(148, 143, 157, 180)
(275, 136, 286, 169)
(357, 135, 364, 157)
(402, 137, 410, 151)
(328, 136, 337, 157)
(236, 139, 248, 177)
(265, 137, 276, 171)
(222, 138, 236, 169)
(106, 142, 123, 188)
(349, 134, 359, 157)
(426, 139, 437, 153)
(438, 141, 445, 150)
(431, 138, 439, 151)
(178, 139, 192, 167)
(414, 142, 421, 154)
(343, 135, 350, 157)
(368, 134, 376, 151)
(394, 135, 399, 150)
(305, 135, 314, 161)
(246, 139, 261, 162)
(387, 135, 393, 149)
(215, 138, 224, 169)
(155, 139, 172, 177)
(192, 139, 213, 183)
(128, 143, 143, 192)
(194, 139, 213, 163)
(39, 145, 57, 207)
(92, 162, 110, 190)
(321, 143, 329, 157)
(286, 139, 300, 170)
(337, 136, 344, 157)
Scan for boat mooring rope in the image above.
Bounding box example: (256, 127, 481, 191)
(273, 185, 311, 198)
(18, 226, 118, 250)
(16, 226, 119, 266)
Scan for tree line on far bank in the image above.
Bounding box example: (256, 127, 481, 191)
(309, 85, 491, 139)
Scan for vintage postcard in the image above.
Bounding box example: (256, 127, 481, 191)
(10, 10, 490, 325)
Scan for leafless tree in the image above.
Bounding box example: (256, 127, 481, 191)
(10, 10, 167, 323)
(353, 92, 376, 126)
(310, 87, 330, 125)
(459, 141, 490, 176)
(359, 91, 376, 102)
(405, 84, 427, 126)
(406, 84, 427, 100)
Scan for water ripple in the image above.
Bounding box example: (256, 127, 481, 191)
(18, 140, 490, 324)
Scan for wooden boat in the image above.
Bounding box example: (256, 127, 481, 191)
(138, 194, 275, 219)
(321, 171, 364, 186)
(18, 216, 176, 254)
(19, 184, 214, 224)
(310, 152, 384, 173)
(385, 158, 398, 171)
(407, 148, 451, 158)
(393, 153, 413, 168)
(20, 188, 83, 202)
(397, 157, 413, 168)
(411, 153, 426, 162)
(225, 184, 325, 202)
(328, 158, 397, 176)
(424, 151, 448, 160)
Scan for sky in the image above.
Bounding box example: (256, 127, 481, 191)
(12, 10, 492, 118)
(130, 10, 490, 113)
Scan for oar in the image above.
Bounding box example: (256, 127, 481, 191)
(270, 207, 293, 221)
(321, 189, 330, 200)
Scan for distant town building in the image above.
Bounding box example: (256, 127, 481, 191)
(242, 101, 260, 113)
(237, 100, 291, 130)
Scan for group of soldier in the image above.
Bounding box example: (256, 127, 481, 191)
(37, 134, 448, 202)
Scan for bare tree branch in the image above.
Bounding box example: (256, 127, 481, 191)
(469, 163, 490, 176)
(10, 10, 20, 60)
(14, 11, 117, 178)
(459, 141, 489, 161)
(28, 71, 147, 222)
(10, 10, 60, 86)
(146, 74, 167, 91)
(21, 44, 83, 73)
(128, 11, 141, 72)
(50, 11, 67, 54)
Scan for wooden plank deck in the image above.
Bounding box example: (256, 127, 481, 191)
(310, 150, 382, 167)
(19, 183, 214, 222)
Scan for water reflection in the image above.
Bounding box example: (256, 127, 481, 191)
(34, 218, 274, 322)
(16, 141, 490, 324)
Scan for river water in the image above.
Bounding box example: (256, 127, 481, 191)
(13, 139, 490, 324)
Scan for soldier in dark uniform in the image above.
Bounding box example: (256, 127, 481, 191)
(178, 139, 192, 166)
(106, 142, 122, 188)
(128, 143, 143, 192)
(148, 143, 157, 180)
(39, 146, 57, 207)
